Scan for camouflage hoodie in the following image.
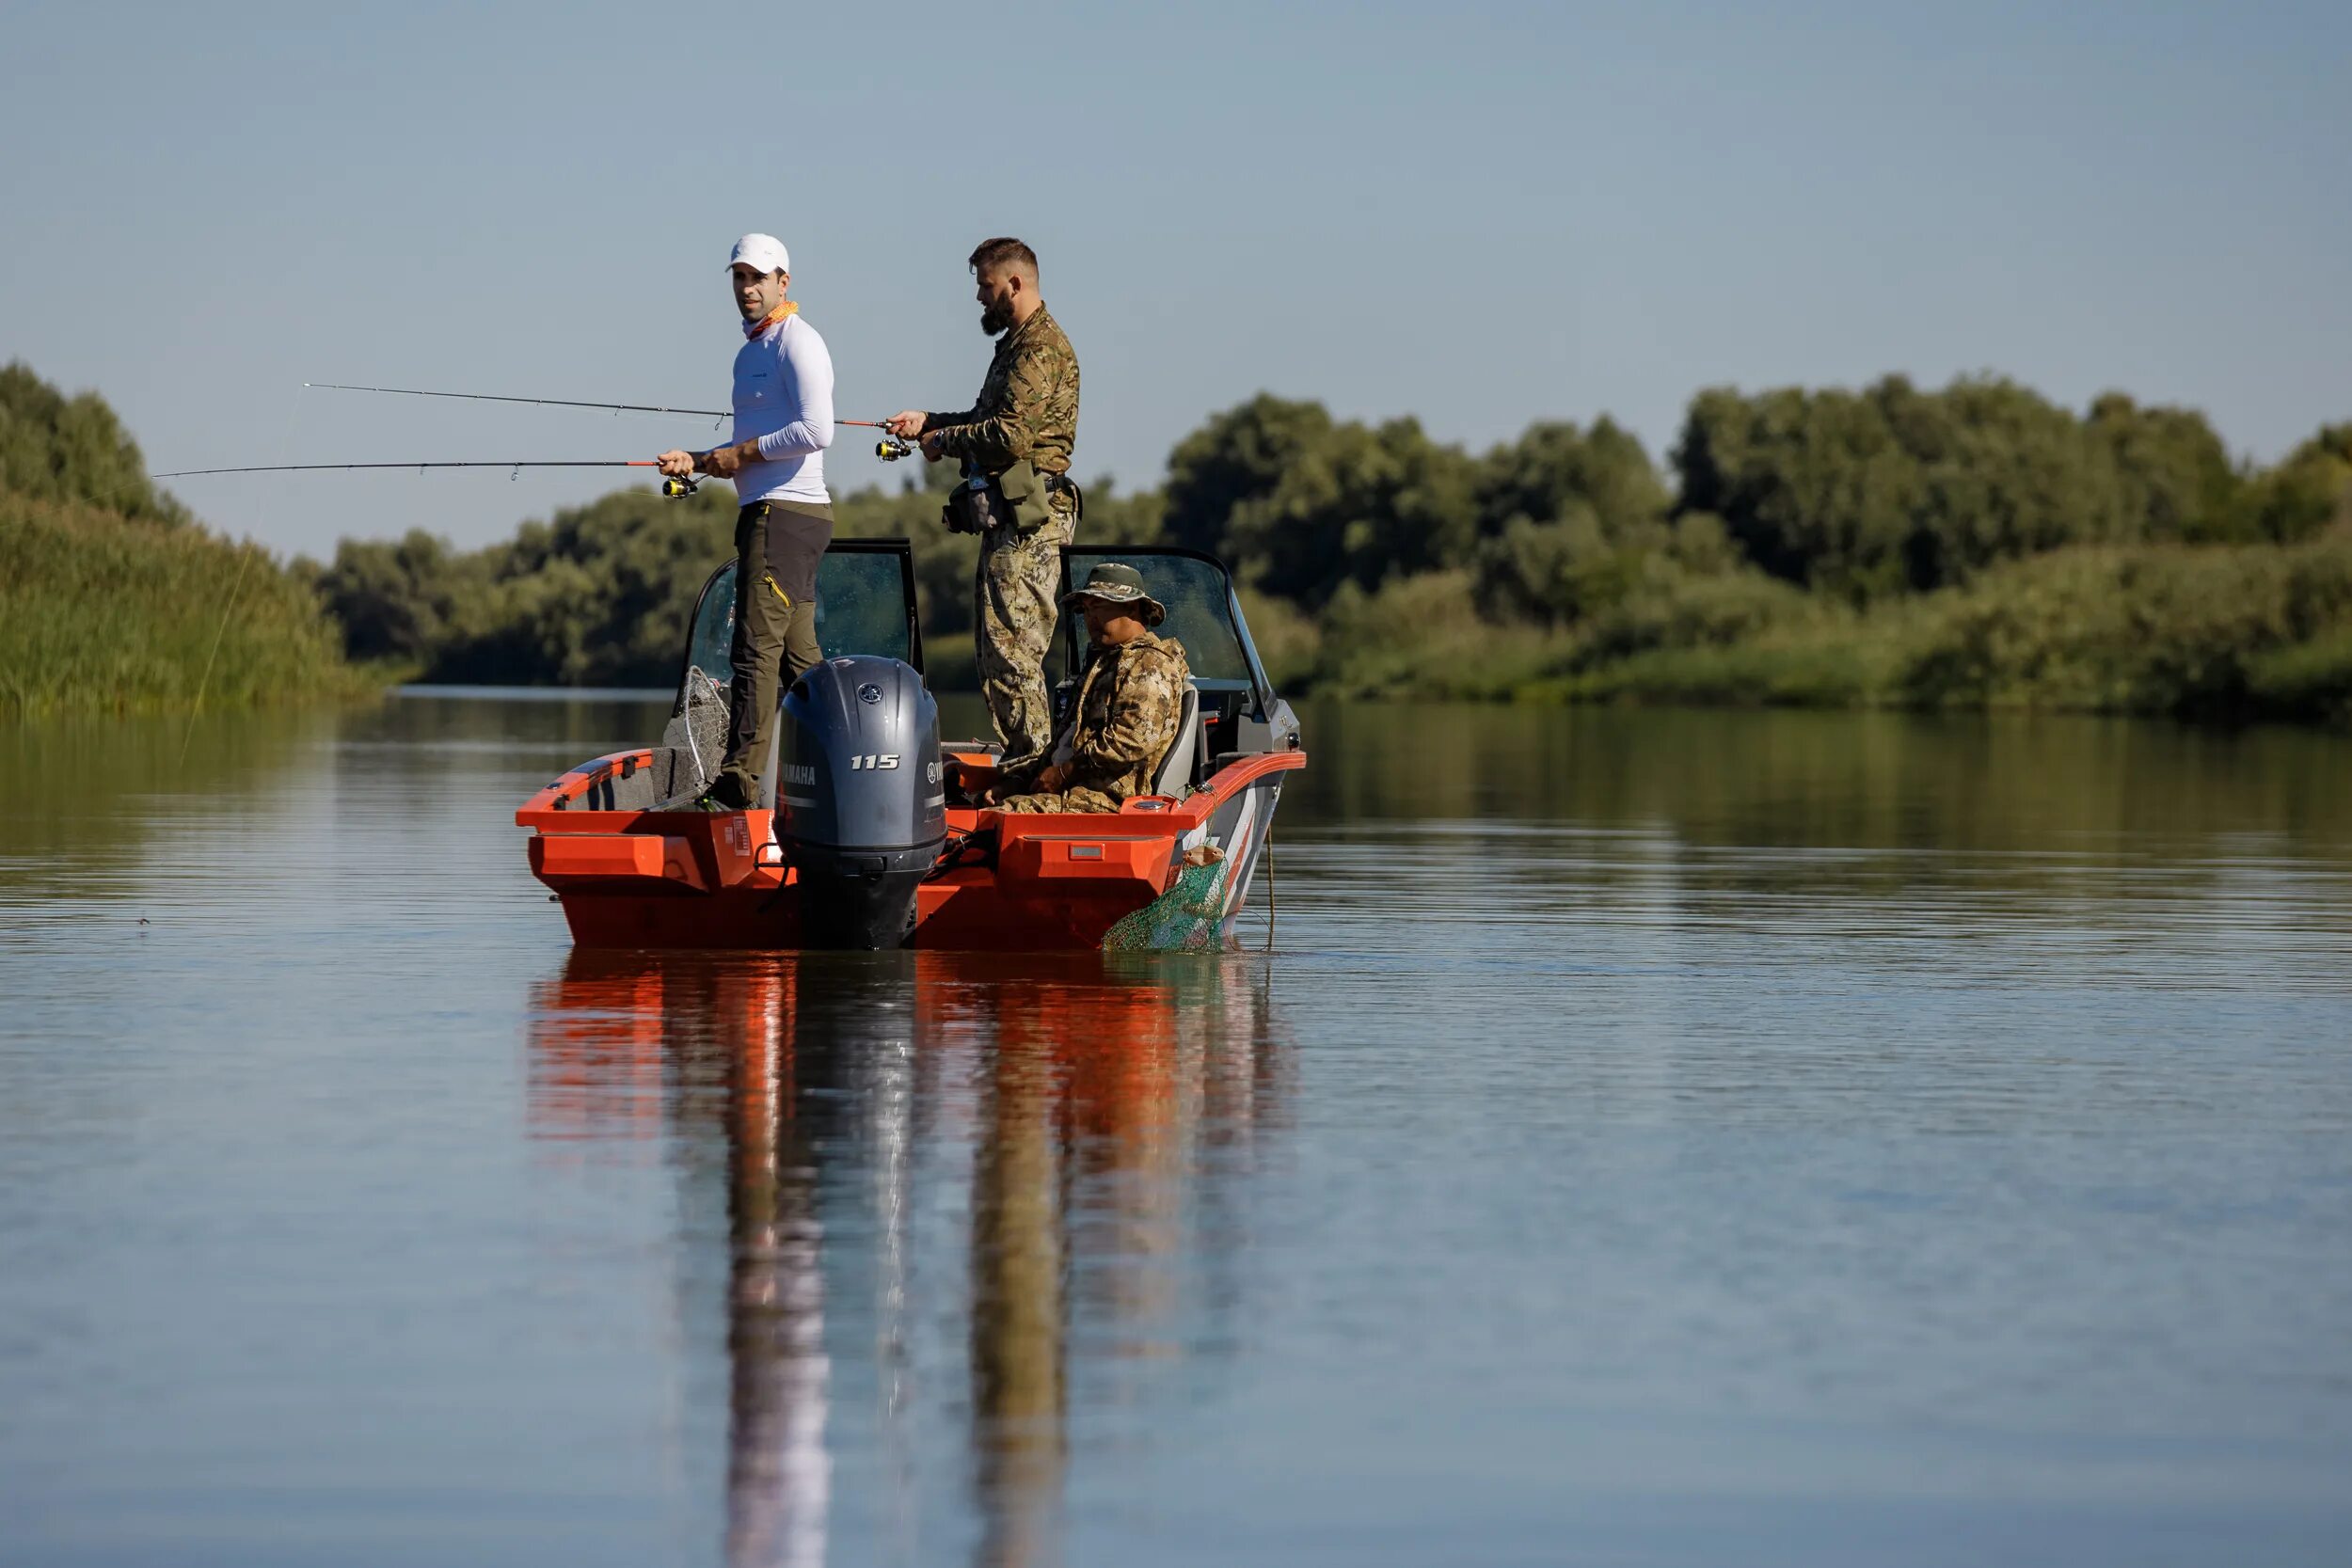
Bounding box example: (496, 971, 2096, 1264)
(927, 304, 1080, 485)
(1061, 631, 1191, 800)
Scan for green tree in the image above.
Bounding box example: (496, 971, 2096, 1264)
(1474, 416, 1668, 541)
(461, 487, 735, 683)
(1161, 394, 1335, 560)
(1675, 375, 2146, 597)
(2087, 391, 2243, 543)
(2237, 424, 2352, 544)
(0, 359, 188, 525)
(314, 530, 474, 663)
(1164, 396, 1479, 605)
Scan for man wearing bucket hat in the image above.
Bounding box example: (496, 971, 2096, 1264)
(658, 233, 836, 811)
(983, 563, 1191, 815)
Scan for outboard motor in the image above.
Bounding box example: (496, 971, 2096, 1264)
(772, 656, 946, 949)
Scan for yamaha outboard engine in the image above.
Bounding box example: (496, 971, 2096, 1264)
(772, 656, 946, 949)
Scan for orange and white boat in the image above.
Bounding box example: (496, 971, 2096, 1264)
(517, 544, 1305, 951)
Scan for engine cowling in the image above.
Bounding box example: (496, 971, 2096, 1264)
(772, 656, 946, 949)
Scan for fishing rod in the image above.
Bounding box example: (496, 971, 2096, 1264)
(303, 382, 921, 461)
(306, 382, 728, 424)
(153, 459, 708, 499)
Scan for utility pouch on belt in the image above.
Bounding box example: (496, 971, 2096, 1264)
(943, 465, 1009, 536)
(943, 459, 1059, 536)
(995, 458, 1059, 534)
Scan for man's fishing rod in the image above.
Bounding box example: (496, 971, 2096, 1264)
(153, 459, 708, 499)
(305, 382, 728, 424)
(303, 381, 919, 460)
(310, 385, 927, 455)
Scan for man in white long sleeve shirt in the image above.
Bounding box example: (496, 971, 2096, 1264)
(660, 233, 836, 810)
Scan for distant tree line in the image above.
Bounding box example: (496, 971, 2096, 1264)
(7, 353, 2348, 724)
(1159, 379, 2347, 612)
(302, 372, 2352, 723)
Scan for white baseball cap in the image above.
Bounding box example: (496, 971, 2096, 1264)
(729, 233, 789, 274)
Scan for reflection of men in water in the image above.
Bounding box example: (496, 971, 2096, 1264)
(985, 564, 1190, 815)
(527, 948, 1286, 1568)
(659, 233, 837, 811)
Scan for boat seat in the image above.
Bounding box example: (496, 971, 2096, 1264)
(1041, 679, 1198, 795)
(1152, 683, 1200, 796)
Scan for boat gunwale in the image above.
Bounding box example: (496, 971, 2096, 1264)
(516, 746, 1305, 844)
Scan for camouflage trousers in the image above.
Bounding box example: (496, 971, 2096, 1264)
(993, 785, 1122, 815)
(974, 506, 1073, 773)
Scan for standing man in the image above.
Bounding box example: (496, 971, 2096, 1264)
(660, 233, 835, 811)
(884, 237, 1080, 774)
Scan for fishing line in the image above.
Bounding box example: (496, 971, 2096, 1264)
(1263, 831, 1275, 952)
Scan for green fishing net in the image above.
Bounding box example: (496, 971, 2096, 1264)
(1102, 856, 1232, 952)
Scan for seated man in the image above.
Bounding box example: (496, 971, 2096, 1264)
(984, 563, 1191, 815)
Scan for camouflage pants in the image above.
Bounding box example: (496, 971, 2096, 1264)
(993, 785, 1121, 815)
(974, 506, 1073, 773)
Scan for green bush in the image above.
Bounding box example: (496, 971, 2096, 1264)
(1235, 587, 1321, 691)
(0, 360, 188, 526)
(0, 363, 375, 717)
(1892, 541, 2352, 719)
(1671, 375, 2251, 596)
(2247, 626, 2352, 726)
(0, 492, 372, 718)
(1577, 566, 1823, 662)
(1311, 571, 1565, 699)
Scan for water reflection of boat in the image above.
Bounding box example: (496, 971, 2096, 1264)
(516, 546, 1306, 953)
(525, 949, 1288, 1566)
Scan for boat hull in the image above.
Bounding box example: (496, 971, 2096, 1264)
(519, 751, 1302, 953)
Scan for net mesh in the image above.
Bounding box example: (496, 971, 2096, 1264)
(657, 666, 730, 800)
(1102, 856, 1232, 952)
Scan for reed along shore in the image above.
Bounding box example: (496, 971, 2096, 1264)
(1, 362, 379, 719)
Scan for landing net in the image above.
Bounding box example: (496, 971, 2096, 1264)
(1102, 856, 1231, 953)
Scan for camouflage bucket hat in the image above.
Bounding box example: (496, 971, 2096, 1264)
(1062, 562, 1167, 626)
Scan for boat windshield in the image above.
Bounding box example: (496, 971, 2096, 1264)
(1055, 547, 1272, 706)
(677, 543, 923, 692)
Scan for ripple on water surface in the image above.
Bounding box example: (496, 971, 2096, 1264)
(1, 699, 2349, 1566)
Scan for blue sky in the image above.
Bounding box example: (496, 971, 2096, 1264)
(3, 0, 2344, 555)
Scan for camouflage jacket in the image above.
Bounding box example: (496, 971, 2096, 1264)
(1060, 632, 1190, 800)
(928, 305, 1080, 484)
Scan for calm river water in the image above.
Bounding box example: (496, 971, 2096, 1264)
(4, 694, 2350, 1566)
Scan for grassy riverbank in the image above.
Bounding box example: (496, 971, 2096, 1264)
(1, 362, 382, 719)
(0, 492, 379, 719)
(16, 356, 2348, 728)
(1281, 541, 2352, 726)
